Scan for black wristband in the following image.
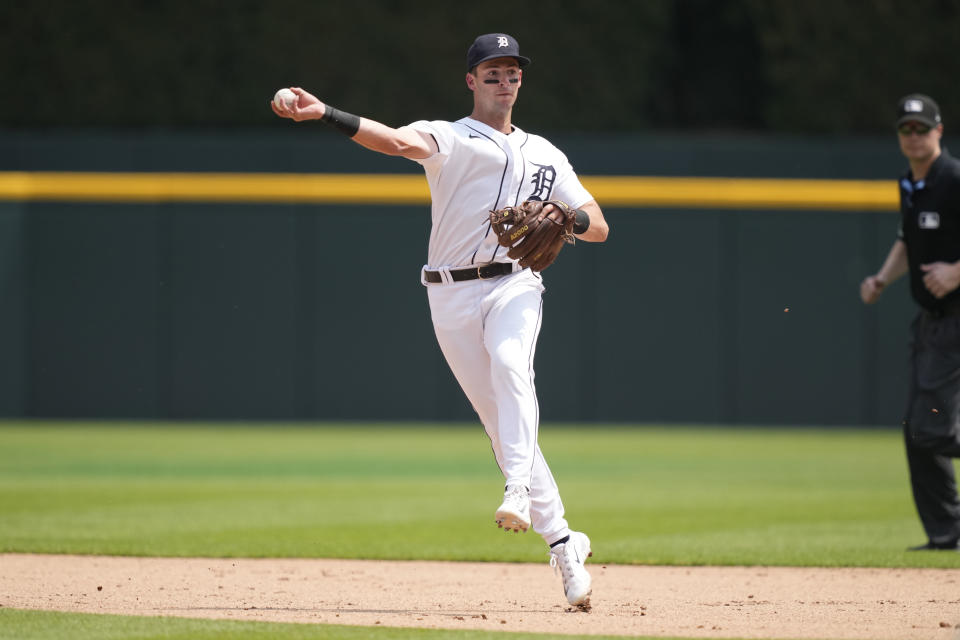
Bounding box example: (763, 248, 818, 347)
(573, 209, 590, 234)
(321, 106, 361, 137)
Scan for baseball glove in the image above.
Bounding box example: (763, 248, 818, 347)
(489, 199, 576, 272)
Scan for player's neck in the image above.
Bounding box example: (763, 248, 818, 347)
(469, 106, 513, 135)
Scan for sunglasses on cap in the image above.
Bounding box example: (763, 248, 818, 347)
(898, 123, 932, 135)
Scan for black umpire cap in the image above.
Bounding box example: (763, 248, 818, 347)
(896, 94, 942, 128)
(466, 33, 531, 72)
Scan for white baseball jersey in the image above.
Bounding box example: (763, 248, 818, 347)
(407, 116, 593, 270)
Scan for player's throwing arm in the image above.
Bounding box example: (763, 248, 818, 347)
(270, 87, 437, 159)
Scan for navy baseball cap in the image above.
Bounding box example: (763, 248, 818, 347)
(466, 33, 530, 72)
(896, 93, 942, 128)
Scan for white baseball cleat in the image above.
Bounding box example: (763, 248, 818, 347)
(550, 531, 593, 608)
(494, 484, 531, 533)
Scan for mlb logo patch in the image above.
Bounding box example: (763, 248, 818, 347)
(919, 211, 940, 229)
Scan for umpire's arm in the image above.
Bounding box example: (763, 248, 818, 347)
(861, 239, 907, 304)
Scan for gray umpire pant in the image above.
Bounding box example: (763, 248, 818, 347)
(904, 310, 960, 545)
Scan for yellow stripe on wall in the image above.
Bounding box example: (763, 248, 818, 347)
(0, 172, 430, 205)
(581, 176, 897, 211)
(0, 172, 899, 211)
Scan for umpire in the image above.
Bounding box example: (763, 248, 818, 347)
(861, 93, 960, 551)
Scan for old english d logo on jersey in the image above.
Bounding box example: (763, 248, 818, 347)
(528, 163, 556, 201)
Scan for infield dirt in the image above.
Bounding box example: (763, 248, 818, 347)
(1, 554, 959, 639)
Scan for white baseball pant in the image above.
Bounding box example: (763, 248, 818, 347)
(426, 268, 571, 545)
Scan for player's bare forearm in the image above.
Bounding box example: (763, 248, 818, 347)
(575, 200, 609, 243)
(352, 121, 437, 160)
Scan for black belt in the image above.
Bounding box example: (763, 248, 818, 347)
(424, 262, 515, 283)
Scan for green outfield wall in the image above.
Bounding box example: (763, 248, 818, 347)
(0, 131, 917, 425)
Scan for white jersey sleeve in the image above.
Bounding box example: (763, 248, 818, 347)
(406, 120, 453, 173)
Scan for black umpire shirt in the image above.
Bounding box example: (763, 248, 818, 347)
(898, 148, 960, 313)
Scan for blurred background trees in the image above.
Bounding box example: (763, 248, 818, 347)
(2, 0, 956, 133)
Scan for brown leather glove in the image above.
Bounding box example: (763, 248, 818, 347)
(489, 199, 576, 272)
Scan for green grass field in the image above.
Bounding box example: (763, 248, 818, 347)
(0, 608, 695, 640)
(1, 421, 958, 639)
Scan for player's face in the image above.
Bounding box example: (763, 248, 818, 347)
(898, 120, 942, 163)
(468, 58, 522, 108)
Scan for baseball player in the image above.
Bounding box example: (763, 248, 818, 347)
(272, 33, 609, 606)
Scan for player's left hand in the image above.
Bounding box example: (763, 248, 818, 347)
(921, 261, 960, 299)
(489, 199, 577, 272)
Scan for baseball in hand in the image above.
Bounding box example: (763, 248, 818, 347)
(273, 88, 297, 109)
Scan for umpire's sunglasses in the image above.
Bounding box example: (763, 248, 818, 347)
(898, 123, 932, 136)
